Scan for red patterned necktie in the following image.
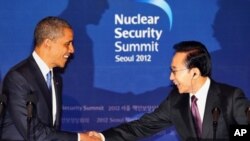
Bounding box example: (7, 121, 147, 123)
(191, 95, 202, 138)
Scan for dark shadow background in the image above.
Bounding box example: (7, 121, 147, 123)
(1, 0, 250, 141)
(212, 0, 250, 96)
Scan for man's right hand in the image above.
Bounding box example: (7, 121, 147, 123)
(79, 132, 102, 141)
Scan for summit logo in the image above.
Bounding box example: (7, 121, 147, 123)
(135, 0, 173, 30)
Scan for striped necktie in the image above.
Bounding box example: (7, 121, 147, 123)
(191, 95, 202, 138)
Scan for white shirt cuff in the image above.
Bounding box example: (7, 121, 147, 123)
(99, 133, 105, 141)
(77, 133, 80, 141)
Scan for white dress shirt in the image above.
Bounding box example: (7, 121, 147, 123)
(189, 78, 211, 123)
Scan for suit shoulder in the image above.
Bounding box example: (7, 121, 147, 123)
(213, 80, 245, 98)
(3, 57, 35, 82)
(164, 87, 185, 102)
(8, 57, 32, 73)
(215, 81, 242, 92)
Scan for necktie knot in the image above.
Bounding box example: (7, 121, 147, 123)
(191, 95, 198, 103)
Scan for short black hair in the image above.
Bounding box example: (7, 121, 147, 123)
(173, 41, 212, 77)
(34, 16, 72, 46)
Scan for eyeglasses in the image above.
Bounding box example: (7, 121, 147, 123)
(170, 68, 189, 75)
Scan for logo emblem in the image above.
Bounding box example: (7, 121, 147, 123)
(136, 0, 173, 30)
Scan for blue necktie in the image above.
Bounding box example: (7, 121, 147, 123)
(46, 71, 52, 92)
(46, 71, 54, 124)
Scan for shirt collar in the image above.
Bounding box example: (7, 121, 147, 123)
(32, 51, 52, 79)
(190, 77, 211, 100)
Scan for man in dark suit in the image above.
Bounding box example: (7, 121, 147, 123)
(92, 41, 249, 141)
(1, 16, 99, 141)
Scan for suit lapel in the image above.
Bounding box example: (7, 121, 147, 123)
(175, 94, 198, 140)
(201, 81, 221, 138)
(28, 57, 53, 118)
(53, 72, 62, 128)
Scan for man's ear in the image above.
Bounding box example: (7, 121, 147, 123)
(191, 68, 199, 79)
(44, 38, 52, 48)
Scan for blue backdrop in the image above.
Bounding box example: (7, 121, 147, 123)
(1, 0, 250, 140)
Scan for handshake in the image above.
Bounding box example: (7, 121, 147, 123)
(79, 131, 104, 141)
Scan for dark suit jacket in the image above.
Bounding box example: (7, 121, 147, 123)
(1, 56, 77, 141)
(102, 80, 248, 141)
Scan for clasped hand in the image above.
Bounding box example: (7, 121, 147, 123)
(79, 131, 103, 141)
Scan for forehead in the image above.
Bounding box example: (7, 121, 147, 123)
(62, 28, 73, 38)
(171, 52, 187, 68)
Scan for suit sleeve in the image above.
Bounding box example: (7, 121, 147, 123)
(231, 88, 248, 124)
(3, 70, 77, 141)
(102, 94, 174, 141)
